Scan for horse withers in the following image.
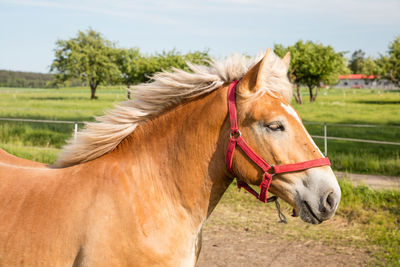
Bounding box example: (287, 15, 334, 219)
(0, 49, 340, 266)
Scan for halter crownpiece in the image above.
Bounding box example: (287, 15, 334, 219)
(225, 80, 331, 203)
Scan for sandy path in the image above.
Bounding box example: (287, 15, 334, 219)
(335, 171, 400, 190)
(197, 225, 370, 267)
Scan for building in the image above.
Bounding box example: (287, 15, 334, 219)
(335, 74, 396, 89)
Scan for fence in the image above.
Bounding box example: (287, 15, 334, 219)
(0, 118, 81, 143)
(303, 122, 400, 156)
(1, 118, 400, 155)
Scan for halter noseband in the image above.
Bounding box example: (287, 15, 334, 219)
(226, 80, 331, 203)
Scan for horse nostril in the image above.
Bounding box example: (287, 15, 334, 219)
(318, 191, 339, 220)
(325, 192, 335, 210)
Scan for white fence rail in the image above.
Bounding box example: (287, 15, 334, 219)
(304, 122, 400, 156)
(1, 118, 400, 155)
(0, 117, 82, 141)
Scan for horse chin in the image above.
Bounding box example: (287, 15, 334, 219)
(290, 206, 320, 224)
(298, 203, 323, 225)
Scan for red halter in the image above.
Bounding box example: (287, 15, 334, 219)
(226, 80, 331, 203)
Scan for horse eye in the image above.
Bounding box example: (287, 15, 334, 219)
(264, 122, 285, 131)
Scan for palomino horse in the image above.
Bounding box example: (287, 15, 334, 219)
(0, 49, 341, 266)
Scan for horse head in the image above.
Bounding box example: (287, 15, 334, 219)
(229, 49, 341, 224)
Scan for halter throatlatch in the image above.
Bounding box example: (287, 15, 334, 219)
(226, 80, 331, 206)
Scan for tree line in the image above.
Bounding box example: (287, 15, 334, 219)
(50, 29, 210, 99)
(0, 70, 98, 88)
(274, 37, 400, 103)
(3, 29, 399, 103)
(0, 70, 54, 88)
(348, 44, 400, 85)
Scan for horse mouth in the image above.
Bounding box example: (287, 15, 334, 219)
(301, 201, 322, 224)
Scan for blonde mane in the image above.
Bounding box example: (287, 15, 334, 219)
(55, 51, 292, 167)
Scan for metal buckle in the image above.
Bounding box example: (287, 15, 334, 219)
(269, 165, 276, 175)
(229, 129, 241, 139)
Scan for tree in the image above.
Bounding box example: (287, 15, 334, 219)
(274, 41, 349, 103)
(50, 29, 120, 99)
(115, 48, 210, 98)
(359, 57, 378, 75)
(382, 36, 400, 88)
(113, 48, 143, 98)
(142, 49, 210, 79)
(357, 57, 384, 85)
(349, 49, 366, 74)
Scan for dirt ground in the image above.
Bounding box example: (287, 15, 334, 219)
(335, 171, 400, 190)
(197, 225, 370, 267)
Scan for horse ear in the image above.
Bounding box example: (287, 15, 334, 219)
(282, 52, 291, 70)
(255, 48, 273, 89)
(239, 48, 292, 101)
(239, 48, 278, 95)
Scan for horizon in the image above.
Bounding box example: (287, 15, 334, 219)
(1, 0, 399, 73)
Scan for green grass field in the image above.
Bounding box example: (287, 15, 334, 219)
(0, 86, 126, 120)
(0, 86, 126, 163)
(294, 88, 400, 176)
(293, 88, 400, 125)
(0, 86, 399, 175)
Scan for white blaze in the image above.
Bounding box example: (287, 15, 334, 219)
(280, 103, 324, 157)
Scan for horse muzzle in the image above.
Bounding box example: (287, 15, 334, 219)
(294, 167, 341, 224)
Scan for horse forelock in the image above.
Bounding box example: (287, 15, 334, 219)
(55, 51, 292, 167)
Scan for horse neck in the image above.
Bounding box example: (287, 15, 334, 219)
(102, 84, 232, 225)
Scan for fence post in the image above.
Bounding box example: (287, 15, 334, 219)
(324, 123, 327, 156)
(74, 123, 78, 143)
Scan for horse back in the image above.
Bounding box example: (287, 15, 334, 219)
(0, 148, 46, 167)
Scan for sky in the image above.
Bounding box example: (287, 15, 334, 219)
(0, 0, 399, 73)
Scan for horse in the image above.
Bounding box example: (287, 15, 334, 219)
(0, 49, 341, 266)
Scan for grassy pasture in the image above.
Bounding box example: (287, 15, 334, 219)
(293, 87, 400, 125)
(0, 86, 126, 163)
(306, 124, 400, 176)
(0, 87, 126, 120)
(0, 86, 399, 175)
(294, 87, 400, 176)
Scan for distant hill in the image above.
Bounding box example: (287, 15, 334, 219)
(0, 70, 55, 88)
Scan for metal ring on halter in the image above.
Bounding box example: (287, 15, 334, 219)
(269, 165, 276, 175)
(230, 129, 241, 138)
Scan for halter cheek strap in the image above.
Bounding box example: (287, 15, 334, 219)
(226, 80, 331, 203)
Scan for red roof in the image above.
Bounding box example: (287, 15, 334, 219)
(339, 74, 375, 80)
